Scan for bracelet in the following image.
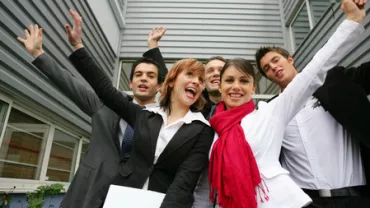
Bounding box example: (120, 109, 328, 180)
(71, 40, 82, 46)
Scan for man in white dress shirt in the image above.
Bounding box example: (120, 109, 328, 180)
(255, 1, 370, 207)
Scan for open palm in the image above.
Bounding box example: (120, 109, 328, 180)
(17, 24, 44, 57)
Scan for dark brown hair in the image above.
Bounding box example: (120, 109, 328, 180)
(220, 58, 256, 83)
(255, 46, 291, 77)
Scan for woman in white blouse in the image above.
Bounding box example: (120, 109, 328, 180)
(194, 1, 366, 207)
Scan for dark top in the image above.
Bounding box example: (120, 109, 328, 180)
(69, 47, 214, 208)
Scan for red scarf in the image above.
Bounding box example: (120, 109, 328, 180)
(209, 101, 261, 208)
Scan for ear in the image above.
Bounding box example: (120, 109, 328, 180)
(129, 81, 133, 90)
(252, 84, 257, 95)
(218, 82, 222, 94)
(156, 83, 162, 93)
(287, 56, 294, 65)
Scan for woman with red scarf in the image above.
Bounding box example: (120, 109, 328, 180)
(193, 1, 366, 206)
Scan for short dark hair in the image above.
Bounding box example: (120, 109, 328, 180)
(129, 57, 163, 83)
(255, 46, 291, 77)
(205, 56, 226, 65)
(220, 58, 256, 83)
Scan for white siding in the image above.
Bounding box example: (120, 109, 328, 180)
(120, 0, 284, 60)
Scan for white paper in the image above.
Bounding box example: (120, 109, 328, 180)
(103, 185, 165, 208)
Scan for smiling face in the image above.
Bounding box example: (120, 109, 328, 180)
(205, 59, 225, 93)
(259, 51, 297, 90)
(130, 62, 161, 103)
(219, 60, 256, 110)
(170, 69, 204, 108)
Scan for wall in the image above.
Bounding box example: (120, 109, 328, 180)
(120, 0, 284, 60)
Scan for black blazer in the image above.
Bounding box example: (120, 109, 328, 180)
(33, 48, 167, 208)
(69, 48, 214, 208)
(312, 62, 370, 195)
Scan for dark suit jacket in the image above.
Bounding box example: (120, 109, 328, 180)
(312, 62, 370, 195)
(32, 48, 167, 208)
(69, 48, 215, 208)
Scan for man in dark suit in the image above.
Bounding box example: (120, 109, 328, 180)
(17, 23, 168, 207)
(255, 29, 370, 208)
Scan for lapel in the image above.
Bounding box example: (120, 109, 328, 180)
(156, 121, 204, 164)
(148, 113, 163, 157)
(113, 115, 123, 156)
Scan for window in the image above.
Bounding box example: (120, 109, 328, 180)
(0, 108, 50, 180)
(0, 101, 10, 137)
(46, 129, 79, 182)
(290, 3, 311, 50)
(117, 60, 175, 92)
(289, 0, 332, 51)
(310, 0, 331, 24)
(0, 94, 90, 192)
(80, 141, 89, 163)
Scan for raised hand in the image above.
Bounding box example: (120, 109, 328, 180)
(17, 24, 44, 57)
(342, 0, 367, 24)
(148, 27, 167, 49)
(65, 9, 84, 50)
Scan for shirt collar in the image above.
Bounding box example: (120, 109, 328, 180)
(133, 98, 158, 108)
(144, 107, 210, 126)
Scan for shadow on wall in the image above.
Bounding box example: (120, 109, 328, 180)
(5, 193, 64, 208)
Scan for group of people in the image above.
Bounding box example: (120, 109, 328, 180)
(16, 0, 369, 207)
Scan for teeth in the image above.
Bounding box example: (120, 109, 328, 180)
(186, 88, 197, 95)
(230, 94, 242, 98)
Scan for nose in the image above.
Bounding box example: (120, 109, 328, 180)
(191, 76, 200, 85)
(140, 75, 148, 82)
(231, 81, 241, 91)
(270, 63, 278, 72)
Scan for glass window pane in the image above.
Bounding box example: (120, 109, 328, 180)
(291, 3, 310, 50)
(80, 141, 89, 163)
(119, 62, 133, 91)
(0, 101, 9, 134)
(46, 129, 79, 182)
(0, 108, 49, 179)
(310, 0, 331, 25)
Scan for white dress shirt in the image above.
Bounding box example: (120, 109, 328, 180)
(194, 20, 364, 208)
(142, 107, 209, 190)
(281, 96, 365, 190)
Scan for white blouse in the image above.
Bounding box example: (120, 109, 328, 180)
(193, 19, 365, 208)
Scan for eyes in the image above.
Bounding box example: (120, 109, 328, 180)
(224, 78, 250, 84)
(134, 72, 156, 79)
(263, 56, 279, 73)
(186, 72, 204, 84)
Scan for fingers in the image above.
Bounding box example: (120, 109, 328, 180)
(65, 24, 72, 36)
(29, 24, 34, 36)
(39, 28, 43, 39)
(34, 24, 39, 38)
(24, 29, 30, 37)
(17, 37, 26, 44)
(69, 9, 82, 28)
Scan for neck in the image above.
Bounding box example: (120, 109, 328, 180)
(133, 97, 155, 106)
(208, 91, 221, 104)
(279, 72, 298, 92)
(167, 98, 190, 125)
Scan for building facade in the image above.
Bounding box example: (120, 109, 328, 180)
(0, 0, 369, 206)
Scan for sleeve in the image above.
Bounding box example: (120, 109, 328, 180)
(32, 53, 103, 116)
(271, 20, 365, 126)
(192, 167, 213, 208)
(69, 47, 142, 126)
(142, 47, 169, 82)
(344, 61, 370, 95)
(160, 126, 214, 208)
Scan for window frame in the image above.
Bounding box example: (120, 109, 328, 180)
(0, 92, 89, 192)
